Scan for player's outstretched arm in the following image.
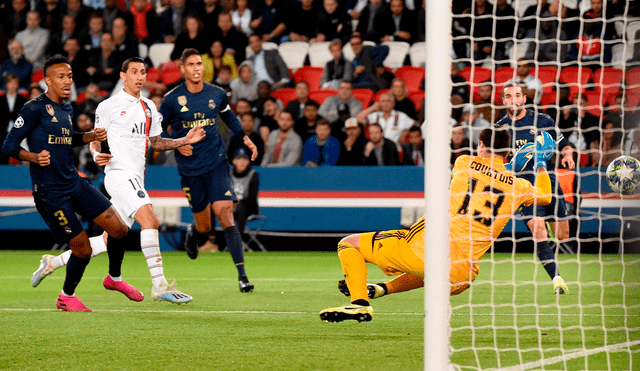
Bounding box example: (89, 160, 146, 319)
(149, 126, 206, 151)
(533, 167, 552, 206)
(74, 128, 107, 146)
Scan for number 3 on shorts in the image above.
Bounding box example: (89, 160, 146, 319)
(182, 187, 191, 202)
(54, 210, 69, 226)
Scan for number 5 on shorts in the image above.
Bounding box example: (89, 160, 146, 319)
(182, 187, 191, 202)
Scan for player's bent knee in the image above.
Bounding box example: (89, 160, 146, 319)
(339, 234, 360, 250)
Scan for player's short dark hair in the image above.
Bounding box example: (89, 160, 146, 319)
(121, 57, 146, 72)
(501, 82, 525, 97)
(180, 48, 201, 64)
(478, 125, 511, 157)
(43, 55, 71, 77)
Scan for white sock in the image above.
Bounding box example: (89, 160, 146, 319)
(50, 235, 108, 271)
(140, 229, 167, 291)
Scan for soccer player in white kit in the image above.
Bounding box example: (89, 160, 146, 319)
(32, 57, 206, 304)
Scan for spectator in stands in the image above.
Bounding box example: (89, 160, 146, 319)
(197, 0, 223, 37)
(27, 84, 44, 100)
(460, 0, 494, 62)
(0, 74, 27, 164)
(247, 34, 290, 91)
(548, 0, 580, 42)
(254, 80, 280, 119)
(627, 29, 640, 68)
(459, 104, 490, 147)
(349, 32, 386, 91)
(66, 0, 92, 27)
(508, 59, 543, 106)
(213, 12, 249, 66)
(390, 77, 417, 120)
(379, 0, 414, 43)
(14, 11, 49, 71)
(87, 32, 124, 92)
(321, 40, 353, 90)
(568, 12, 612, 71)
(605, 93, 639, 135)
(524, 11, 568, 67)
(286, 81, 318, 119)
(624, 128, 640, 160)
(450, 123, 471, 166)
(215, 65, 233, 95)
(170, 15, 209, 63)
(450, 62, 470, 120)
(0, 40, 32, 91)
(261, 111, 303, 167)
(160, 0, 195, 44)
(294, 100, 323, 143)
(517, 0, 550, 40)
(311, 0, 352, 45)
(319, 80, 363, 124)
(101, 0, 132, 34)
(202, 40, 238, 84)
(130, 0, 161, 46)
(250, 0, 287, 43)
(227, 112, 264, 166)
(230, 147, 260, 246)
(284, 0, 319, 43)
(37, 0, 64, 34)
(355, 0, 388, 43)
(545, 84, 575, 131)
(111, 17, 139, 59)
(584, 0, 619, 40)
(78, 12, 105, 53)
(363, 123, 399, 165)
(356, 91, 416, 150)
(589, 119, 623, 167)
(259, 96, 282, 143)
(493, 0, 516, 66)
(2, 0, 28, 40)
(76, 82, 105, 117)
(235, 98, 261, 130)
(473, 83, 502, 124)
(564, 94, 599, 156)
(62, 37, 90, 89)
(302, 119, 341, 167)
(337, 117, 366, 165)
(230, 0, 253, 38)
(402, 126, 424, 166)
(45, 14, 79, 58)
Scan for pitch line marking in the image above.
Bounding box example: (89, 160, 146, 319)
(0, 308, 423, 316)
(493, 339, 640, 371)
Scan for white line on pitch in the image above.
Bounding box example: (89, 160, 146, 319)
(0, 308, 422, 316)
(492, 339, 640, 371)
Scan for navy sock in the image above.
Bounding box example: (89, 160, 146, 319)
(107, 235, 126, 278)
(224, 226, 247, 278)
(536, 240, 559, 279)
(63, 253, 90, 296)
(192, 223, 209, 247)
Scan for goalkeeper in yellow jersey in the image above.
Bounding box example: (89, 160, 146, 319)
(320, 126, 554, 323)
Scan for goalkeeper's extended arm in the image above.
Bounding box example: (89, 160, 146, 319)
(533, 165, 552, 206)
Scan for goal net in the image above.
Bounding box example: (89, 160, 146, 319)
(426, 0, 640, 369)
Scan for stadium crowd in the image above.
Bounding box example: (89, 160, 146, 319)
(0, 0, 639, 171)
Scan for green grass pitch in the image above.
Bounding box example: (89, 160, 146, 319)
(0, 251, 638, 370)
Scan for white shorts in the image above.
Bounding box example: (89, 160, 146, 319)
(104, 170, 152, 228)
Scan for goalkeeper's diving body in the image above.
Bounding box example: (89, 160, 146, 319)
(320, 126, 554, 323)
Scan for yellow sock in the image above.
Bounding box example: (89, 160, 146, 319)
(337, 242, 369, 304)
(385, 273, 424, 294)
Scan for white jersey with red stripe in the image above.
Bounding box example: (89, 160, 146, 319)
(95, 89, 162, 176)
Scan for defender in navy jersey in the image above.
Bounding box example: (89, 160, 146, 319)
(1, 55, 130, 312)
(159, 48, 259, 292)
(497, 83, 575, 294)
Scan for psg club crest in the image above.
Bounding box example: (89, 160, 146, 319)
(137, 190, 146, 198)
(145, 108, 151, 118)
(209, 99, 216, 109)
(14, 116, 24, 128)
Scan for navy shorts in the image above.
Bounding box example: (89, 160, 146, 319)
(33, 178, 112, 244)
(180, 161, 237, 214)
(519, 184, 569, 224)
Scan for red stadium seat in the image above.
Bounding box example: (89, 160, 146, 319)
(592, 67, 624, 96)
(626, 67, 640, 89)
(271, 88, 297, 108)
(559, 66, 592, 101)
(146, 67, 161, 82)
(394, 66, 425, 92)
(308, 88, 337, 105)
(533, 66, 558, 94)
(583, 91, 605, 118)
(459, 66, 492, 84)
(373, 88, 390, 102)
(294, 66, 324, 91)
(627, 90, 640, 108)
(31, 69, 44, 83)
(352, 88, 374, 108)
(160, 66, 183, 86)
(76, 91, 86, 104)
(408, 90, 425, 111)
(494, 66, 515, 84)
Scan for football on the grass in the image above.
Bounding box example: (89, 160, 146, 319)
(606, 155, 640, 195)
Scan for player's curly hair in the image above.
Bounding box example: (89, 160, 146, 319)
(479, 125, 511, 157)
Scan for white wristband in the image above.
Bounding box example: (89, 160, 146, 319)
(92, 152, 99, 163)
